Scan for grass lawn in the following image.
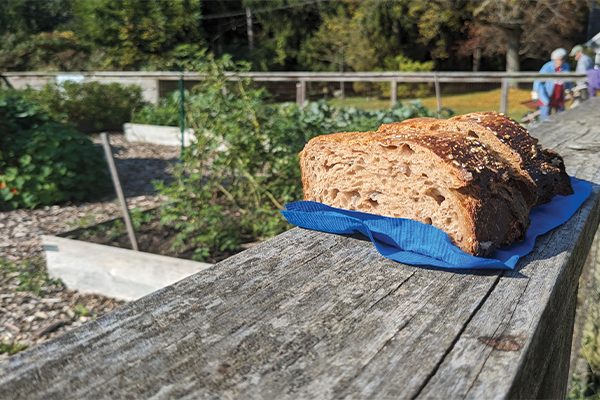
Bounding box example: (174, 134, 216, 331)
(328, 88, 534, 120)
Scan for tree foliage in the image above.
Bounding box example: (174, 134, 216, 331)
(0, 0, 592, 72)
(299, 4, 376, 72)
(72, 0, 204, 69)
(463, 0, 589, 71)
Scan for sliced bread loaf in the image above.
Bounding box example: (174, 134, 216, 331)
(300, 129, 531, 255)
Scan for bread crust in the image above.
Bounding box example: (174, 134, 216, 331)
(450, 112, 573, 203)
(378, 117, 539, 207)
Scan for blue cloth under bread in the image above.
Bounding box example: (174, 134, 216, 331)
(281, 177, 592, 270)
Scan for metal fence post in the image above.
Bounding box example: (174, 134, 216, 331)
(390, 80, 398, 108)
(178, 75, 186, 158)
(500, 78, 509, 114)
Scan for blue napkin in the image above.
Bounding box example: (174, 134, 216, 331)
(281, 177, 592, 270)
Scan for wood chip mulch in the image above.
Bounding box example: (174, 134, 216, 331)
(0, 133, 179, 360)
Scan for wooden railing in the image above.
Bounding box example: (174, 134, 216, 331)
(0, 98, 599, 399)
(3, 71, 588, 111)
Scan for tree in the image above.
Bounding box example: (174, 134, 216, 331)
(243, 0, 336, 70)
(298, 4, 377, 72)
(466, 0, 589, 72)
(0, 0, 73, 35)
(358, 0, 472, 69)
(73, 0, 205, 70)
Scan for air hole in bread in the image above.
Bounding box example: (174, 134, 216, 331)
(467, 130, 479, 139)
(424, 217, 432, 225)
(348, 191, 360, 208)
(381, 144, 398, 150)
(429, 124, 440, 130)
(331, 188, 339, 199)
(400, 144, 415, 156)
(323, 162, 337, 171)
(400, 164, 411, 177)
(445, 217, 453, 224)
(425, 188, 446, 205)
(421, 173, 429, 178)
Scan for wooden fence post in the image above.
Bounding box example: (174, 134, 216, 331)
(390, 80, 398, 108)
(296, 80, 306, 106)
(434, 73, 442, 116)
(500, 78, 509, 114)
(100, 132, 139, 251)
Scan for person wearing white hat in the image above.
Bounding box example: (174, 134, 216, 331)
(570, 45, 594, 73)
(533, 48, 571, 120)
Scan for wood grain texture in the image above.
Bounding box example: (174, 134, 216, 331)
(1, 99, 599, 400)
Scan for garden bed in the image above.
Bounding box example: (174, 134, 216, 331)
(60, 208, 246, 263)
(42, 209, 261, 301)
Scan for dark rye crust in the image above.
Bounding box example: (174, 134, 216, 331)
(450, 112, 573, 203)
(300, 130, 530, 255)
(377, 117, 539, 207)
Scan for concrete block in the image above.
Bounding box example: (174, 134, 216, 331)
(42, 235, 212, 301)
(123, 123, 195, 147)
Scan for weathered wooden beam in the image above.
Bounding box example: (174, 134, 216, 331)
(0, 99, 599, 399)
(390, 80, 397, 107)
(434, 74, 442, 115)
(500, 78, 509, 114)
(3, 70, 587, 84)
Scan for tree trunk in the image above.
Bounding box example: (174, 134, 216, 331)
(505, 27, 521, 88)
(246, 8, 254, 51)
(473, 47, 482, 72)
(505, 27, 521, 73)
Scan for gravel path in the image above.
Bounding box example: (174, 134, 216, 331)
(1, 133, 179, 359)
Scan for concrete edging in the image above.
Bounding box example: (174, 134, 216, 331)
(124, 123, 195, 147)
(42, 235, 212, 301)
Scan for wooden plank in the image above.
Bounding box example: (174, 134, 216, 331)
(417, 99, 600, 399)
(3, 71, 587, 79)
(0, 99, 598, 399)
(0, 229, 502, 399)
(3, 70, 587, 85)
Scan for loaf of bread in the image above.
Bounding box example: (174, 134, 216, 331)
(299, 112, 572, 256)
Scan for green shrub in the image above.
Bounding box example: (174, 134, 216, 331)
(23, 81, 145, 133)
(380, 54, 435, 98)
(0, 89, 109, 210)
(156, 56, 445, 261)
(132, 91, 180, 126)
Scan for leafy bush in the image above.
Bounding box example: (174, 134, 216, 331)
(379, 54, 435, 98)
(155, 57, 445, 261)
(132, 91, 180, 126)
(0, 89, 109, 210)
(23, 81, 145, 133)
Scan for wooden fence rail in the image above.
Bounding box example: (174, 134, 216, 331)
(3, 71, 588, 112)
(0, 98, 599, 399)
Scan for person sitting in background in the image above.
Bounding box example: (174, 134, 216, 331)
(570, 45, 594, 73)
(533, 48, 570, 120)
(588, 54, 600, 97)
